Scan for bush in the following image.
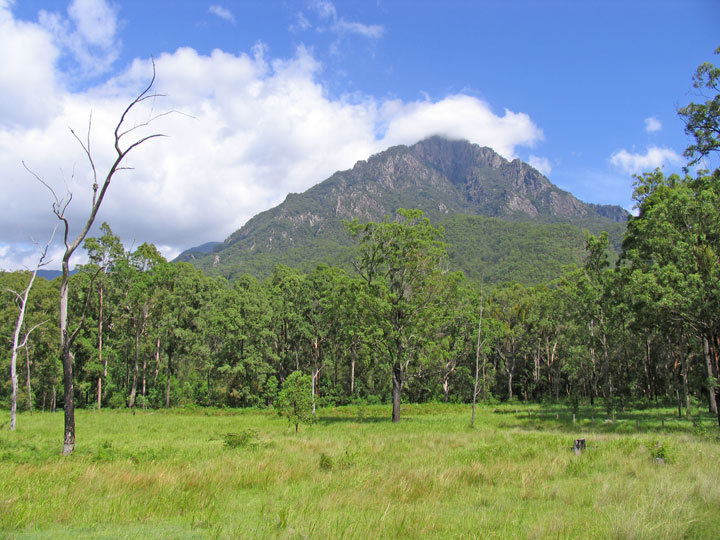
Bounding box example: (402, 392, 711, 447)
(276, 371, 313, 433)
(224, 428, 260, 449)
(319, 453, 333, 471)
(646, 440, 669, 462)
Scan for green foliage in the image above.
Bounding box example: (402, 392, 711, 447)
(179, 138, 626, 285)
(276, 371, 313, 432)
(678, 46, 720, 167)
(646, 439, 669, 461)
(441, 213, 623, 284)
(318, 452, 333, 471)
(263, 375, 279, 407)
(223, 428, 260, 449)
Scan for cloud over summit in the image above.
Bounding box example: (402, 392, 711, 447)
(0, 2, 545, 270)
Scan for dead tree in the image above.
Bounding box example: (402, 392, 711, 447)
(7, 232, 55, 430)
(25, 62, 167, 455)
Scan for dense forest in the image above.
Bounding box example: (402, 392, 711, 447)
(2, 51, 719, 428)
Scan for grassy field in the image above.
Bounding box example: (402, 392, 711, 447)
(0, 402, 718, 539)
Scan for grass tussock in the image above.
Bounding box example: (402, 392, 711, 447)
(0, 402, 718, 539)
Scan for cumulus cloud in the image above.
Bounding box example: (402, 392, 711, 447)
(644, 116, 662, 133)
(0, 7, 543, 271)
(0, 2, 61, 128)
(379, 96, 543, 159)
(610, 146, 682, 174)
(528, 155, 552, 176)
(39, 0, 121, 77)
(209, 5, 235, 24)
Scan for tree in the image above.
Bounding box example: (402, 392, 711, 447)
(25, 63, 167, 454)
(346, 208, 447, 422)
(7, 231, 55, 430)
(82, 222, 124, 409)
(678, 46, 720, 168)
(276, 370, 313, 433)
(621, 169, 720, 427)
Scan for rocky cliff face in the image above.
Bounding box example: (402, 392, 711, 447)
(177, 136, 628, 278)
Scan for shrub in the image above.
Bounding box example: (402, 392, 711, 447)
(646, 440, 669, 462)
(276, 371, 313, 433)
(224, 428, 260, 449)
(319, 453, 333, 471)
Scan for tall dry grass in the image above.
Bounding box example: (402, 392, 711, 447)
(0, 402, 718, 539)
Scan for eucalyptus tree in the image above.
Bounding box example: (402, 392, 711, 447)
(678, 45, 720, 167)
(621, 169, 720, 426)
(427, 271, 476, 403)
(346, 209, 447, 422)
(331, 273, 379, 397)
(266, 265, 305, 379)
(25, 65, 167, 454)
(205, 274, 273, 406)
(276, 370, 313, 433)
(298, 265, 355, 412)
(82, 222, 124, 409)
(488, 283, 531, 400)
(155, 262, 215, 407)
(125, 243, 166, 409)
(5, 234, 53, 429)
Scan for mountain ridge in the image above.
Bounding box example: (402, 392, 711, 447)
(177, 137, 627, 283)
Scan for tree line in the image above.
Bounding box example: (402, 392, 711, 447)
(2, 165, 718, 427)
(2, 48, 719, 431)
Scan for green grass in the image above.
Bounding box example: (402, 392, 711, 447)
(1, 402, 718, 539)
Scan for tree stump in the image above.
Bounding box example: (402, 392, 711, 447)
(573, 438, 586, 456)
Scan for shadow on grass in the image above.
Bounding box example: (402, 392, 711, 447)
(314, 415, 392, 425)
(493, 406, 717, 435)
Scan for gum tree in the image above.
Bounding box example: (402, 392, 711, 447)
(25, 63, 167, 454)
(346, 209, 447, 422)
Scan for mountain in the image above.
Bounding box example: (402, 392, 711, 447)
(178, 137, 628, 284)
(174, 241, 222, 262)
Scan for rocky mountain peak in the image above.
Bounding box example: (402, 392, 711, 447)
(177, 136, 629, 279)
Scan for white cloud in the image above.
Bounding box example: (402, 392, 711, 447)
(209, 5, 235, 24)
(644, 116, 662, 133)
(528, 155, 552, 176)
(310, 0, 337, 20)
(290, 11, 312, 33)
(379, 95, 543, 159)
(0, 2, 62, 128)
(334, 19, 384, 39)
(308, 0, 384, 40)
(610, 146, 682, 174)
(39, 0, 120, 77)
(0, 7, 543, 271)
(68, 0, 118, 48)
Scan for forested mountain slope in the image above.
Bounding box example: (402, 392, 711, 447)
(178, 137, 627, 283)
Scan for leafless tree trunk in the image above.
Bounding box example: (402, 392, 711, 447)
(350, 342, 356, 394)
(7, 234, 53, 430)
(26, 62, 167, 454)
(471, 293, 483, 427)
(96, 284, 104, 409)
(25, 346, 33, 414)
(129, 322, 141, 409)
(153, 337, 160, 385)
(165, 350, 172, 408)
(391, 362, 403, 423)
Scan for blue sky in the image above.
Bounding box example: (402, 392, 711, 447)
(1, 0, 718, 269)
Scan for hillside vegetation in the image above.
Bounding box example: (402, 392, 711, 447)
(178, 137, 627, 284)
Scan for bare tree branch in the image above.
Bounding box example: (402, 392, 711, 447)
(7, 225, 56, 431)
(23, 59, 169, 454)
